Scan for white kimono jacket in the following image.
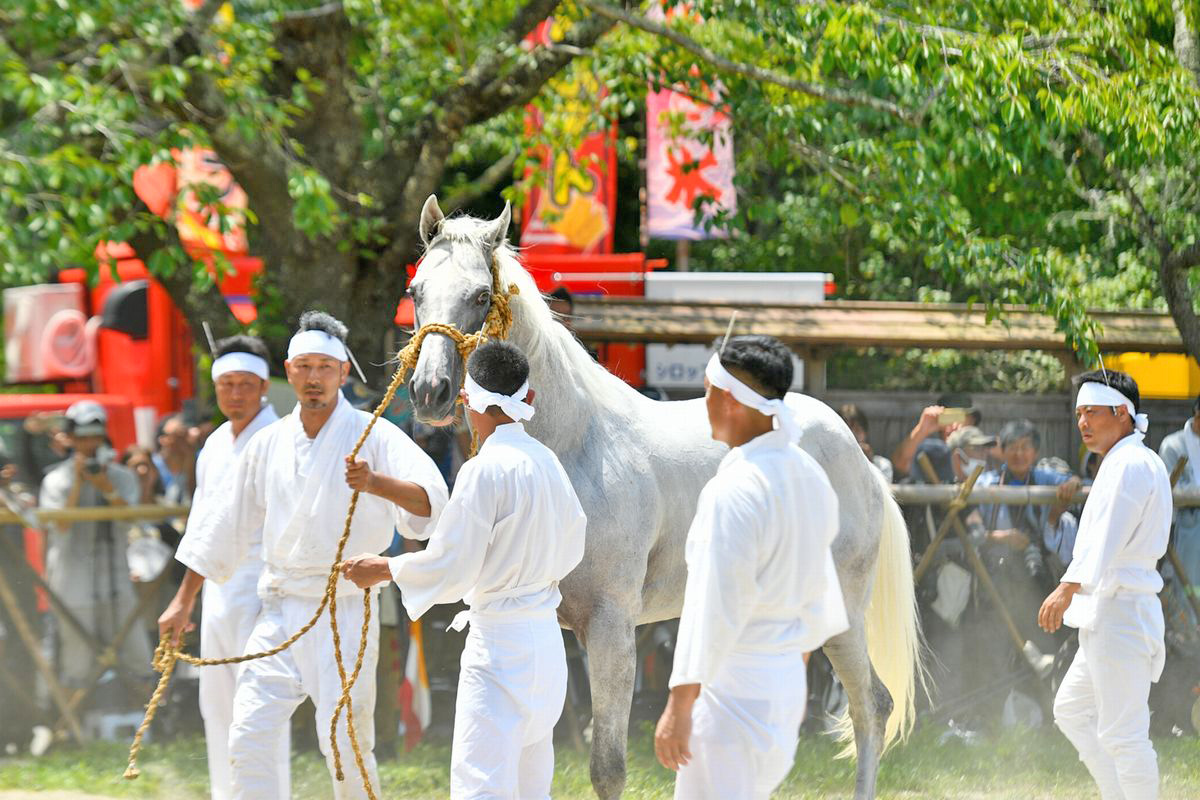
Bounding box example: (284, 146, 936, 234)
(178, 394, 448, 598)
(187, 403, 282, 800)
(1063, 432, 1172, 632)
(389, 422, 586, 622)
(190, 403, 279, 568)
(670, 429, 847, 699)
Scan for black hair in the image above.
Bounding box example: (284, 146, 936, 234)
(214, 334, 270, 362)
(839, 403, 868, 432)
(1193, 393, 1200, 415)
(1073, 369, 1141, 413)
(467, 341, 530, 399)
(937, 391, 973, 409)
(297, 310, 348, 342)
(156, 412, 183, 441)
(548, 286, 573, 306)
(718, 335, 793, 400)
(998, 418, 1041, 450)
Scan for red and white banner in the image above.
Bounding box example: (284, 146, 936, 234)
(646, 84, 735, 240)
(519, 20, 617, 255)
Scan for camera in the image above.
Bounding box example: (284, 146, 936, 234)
(84, 458, 103, 475)
(937, 408, 968, 426)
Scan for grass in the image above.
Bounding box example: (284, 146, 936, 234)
(1, 726, 1198, 799)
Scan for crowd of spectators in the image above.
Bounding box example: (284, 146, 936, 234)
(2, 357, 1198, 754)
(844, 392, 1200, 734)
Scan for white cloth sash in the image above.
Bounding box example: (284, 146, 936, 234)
(287, 329, 347, 361)
(463, 373, 535, 421)
(705, 354, 800, 440)
(1076, 381, 1149, 433)
(212, 351, 269, 381)
(449, 580, 559, 631)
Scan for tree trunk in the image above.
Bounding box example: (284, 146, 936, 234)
(1160, 252, 1200, 366)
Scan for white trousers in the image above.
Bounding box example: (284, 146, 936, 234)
(675, 677, 808, 800)
(1055, 594, 1165, 800)
(229, 593, 380, 800)
(200, 564, 289, 800)
(451, 613, 567, 800)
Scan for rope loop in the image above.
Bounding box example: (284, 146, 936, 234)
(125, 254, 517, 797)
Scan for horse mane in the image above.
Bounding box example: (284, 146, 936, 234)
(433, 215, 638, 414)
(500, 245, 637, 413)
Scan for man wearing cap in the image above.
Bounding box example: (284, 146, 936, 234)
(654, 335, 846, 800)
(341, 341, 586, 800)
(158, 335, 284, 800)
(946, 425, 995, 483)
(1039, 370, 1171, 800)
(38, 401, 151, 688)
(177, 311, 448, 800)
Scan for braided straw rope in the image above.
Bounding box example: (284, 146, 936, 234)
(125, 258, 518, 798)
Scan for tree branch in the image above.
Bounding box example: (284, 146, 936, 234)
(583, 0, 919, 125)
(444, 151, 519, 211)
(1173, 0, 1200, 84)
(1078, 132, 1200, 363)
(1080, 132, 1169, 255)
(467, 12, 618, 124)
(377, 4, 615, 272)
(122, 210, 241, 343)
(1165, 241, 1200, 273)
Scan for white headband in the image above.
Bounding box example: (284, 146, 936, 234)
(1076, 381, 1148, 434)
(287, 329, 347, 362)
(211, 352, 269, 381)
(463, 373, 535, 421)
(705, 353, 799, 440)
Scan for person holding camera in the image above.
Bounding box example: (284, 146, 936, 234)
(891, 392, 978, 482)
(37, 401, 150, 688)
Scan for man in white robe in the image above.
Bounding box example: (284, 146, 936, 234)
(1039, 369, 1172, 800)
(158, 335, 285, 800)
(341, 340, 586, 800)
(654, 335, 847, 800)
(177, 311, 448, 800)
(1158, 393, 1200, 620)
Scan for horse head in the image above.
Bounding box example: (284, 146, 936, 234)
(407, 194, 512, 423)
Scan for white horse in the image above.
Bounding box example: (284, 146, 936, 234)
(405, 196, 920, 800)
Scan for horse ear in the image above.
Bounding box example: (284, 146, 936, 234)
(419, 195, 445, 246)
(483, 201, 512, 252)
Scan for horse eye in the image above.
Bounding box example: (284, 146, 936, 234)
(476, 290, 491, 306)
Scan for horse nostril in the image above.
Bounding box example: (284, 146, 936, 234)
(430, 375, 453, 409)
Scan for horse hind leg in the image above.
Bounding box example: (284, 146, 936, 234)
(823, 618, 893, 800)
(579, 605, 638, 800)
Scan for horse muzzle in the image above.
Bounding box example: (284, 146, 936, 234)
(408, 335, 462, 424)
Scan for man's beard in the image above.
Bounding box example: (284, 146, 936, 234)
(301, 387, 331, 409)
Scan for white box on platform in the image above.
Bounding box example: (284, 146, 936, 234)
(643, 272, 828, 390)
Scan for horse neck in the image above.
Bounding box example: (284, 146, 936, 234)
(506, 309, 614, 454)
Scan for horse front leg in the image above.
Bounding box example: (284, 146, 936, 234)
(581, 604, 637, 800)
(823, 617, 893, 800)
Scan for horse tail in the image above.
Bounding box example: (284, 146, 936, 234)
(864, 465, 923, 750)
